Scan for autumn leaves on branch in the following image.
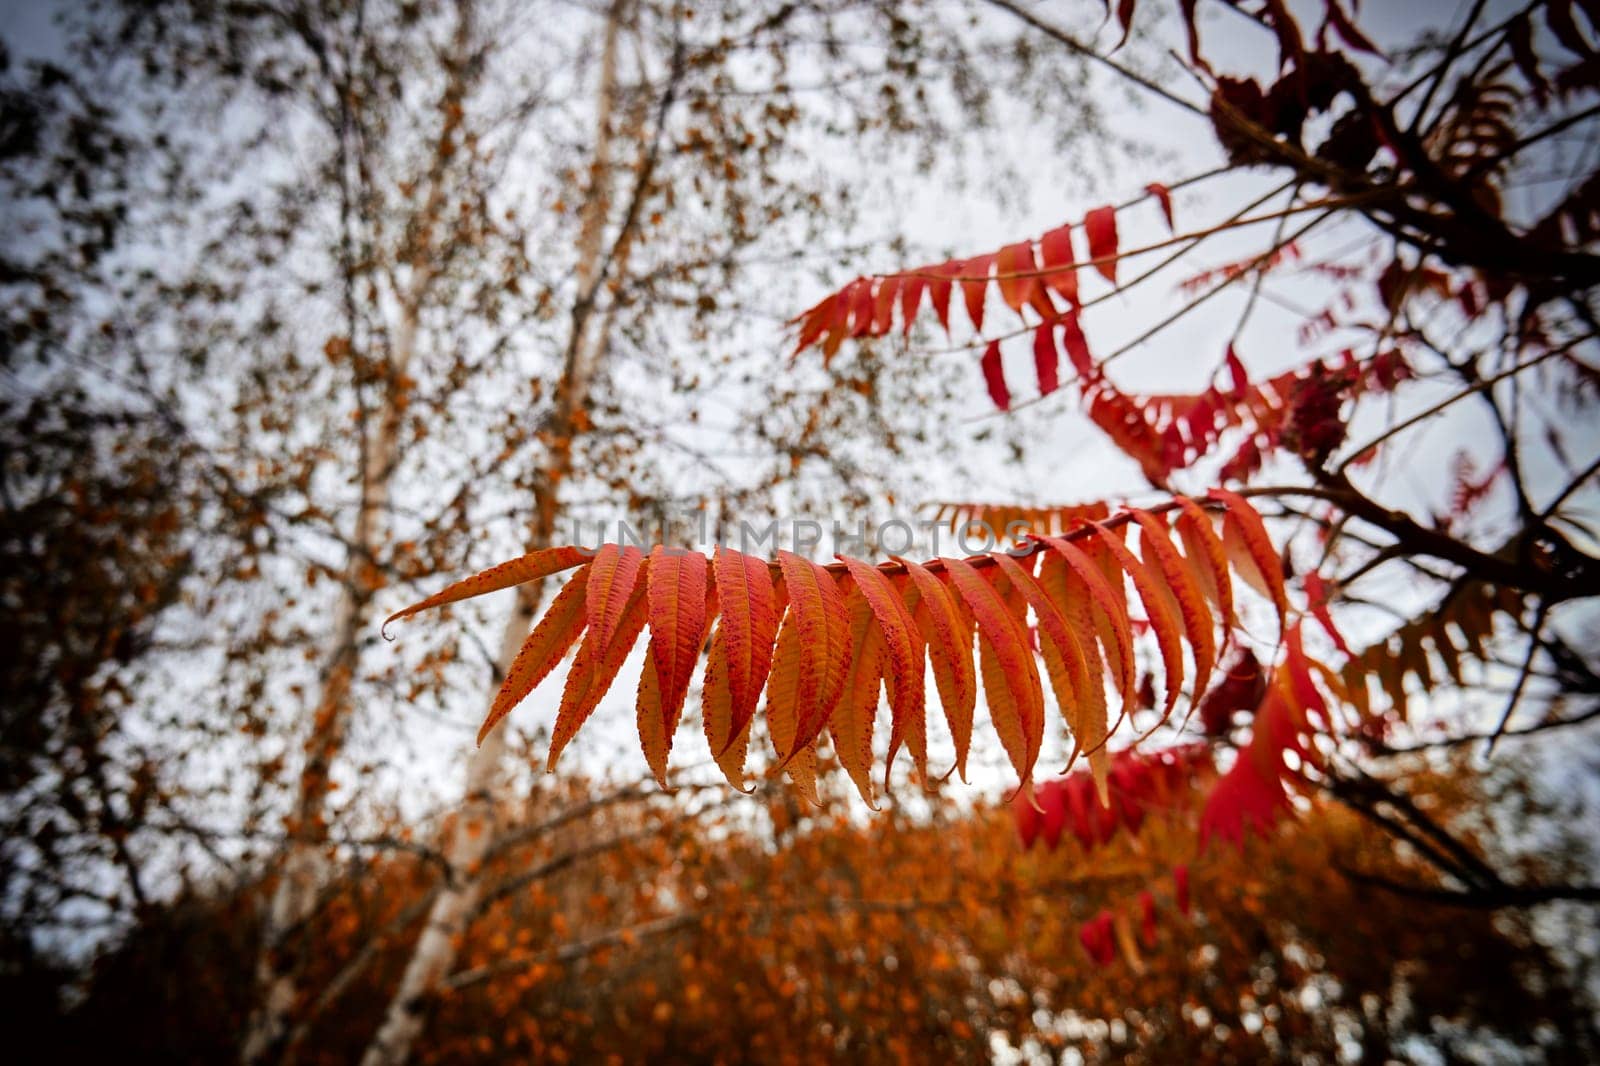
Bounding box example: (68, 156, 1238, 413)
(384, 490, 1305, 813)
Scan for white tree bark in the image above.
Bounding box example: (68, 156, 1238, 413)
(242, 251, 438, 1066)
(241, 8, 475, 1061)
(358, 4, 634, 1063)
(352, 596, 525, 1066)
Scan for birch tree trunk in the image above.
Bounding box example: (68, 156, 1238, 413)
(241, 8, 476, 1062)
(357, 4, 636, 1063)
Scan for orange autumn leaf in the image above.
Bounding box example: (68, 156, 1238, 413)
(383, 545, 590, 632)
(831, 591, 885, 807)
(1210, 487, 1289, 638)
(548, 556, 651, 770)
(1131, 509, 1218, 706)
(637, 548, 712, 785)
(897, 555, 976, 782)
(840, 556, 927, 782)
(774, 550, 853, 762)
(1037, 534, 1137, 719)
(763, 602, 818, 804)
(1094, 521, 1187, 719)
(1174, 496, 1235, 633)
(943, 555, 1044, 789)
(477, 566, 592, 745)
(706, 547, 780, 755)
(992, 552, 1093, 772)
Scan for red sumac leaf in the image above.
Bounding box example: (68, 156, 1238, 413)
(1039, 223, 1080, 307)
(930, 261, 956, 333)
(1061, 312, 1093, 380)
(872, 274, 901, 335)
(638, 547, 712, 785)
(962, 253, 994, 332)
(1084, 205, 1120, 284)
(1145, 182, 1174, 230)
(832, 591, 885, 807)
(384, 545, 591, 632)
(840, 557, 927, 783)
(996, 240, 1039, 314)
(775, 551, 853, 761)
(1033, 323, 1060, 396)
(1303, 570, 1352, 656)
(943, 556, 1044, 790)
(707, 547, 779, 754)
(1209, 488, 1288, 637)
(900, 274, 927, 336)
(897, 556, 976, 781)
(981, 339, 1011, 411)
(549, 553, 651, 769)
(477, 566, 592, 745)
(1093, 522, 1186, 718)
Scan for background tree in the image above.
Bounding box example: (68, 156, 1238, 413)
(42, 754, 1600, 1062)
(2, 0, 1144, 1061)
